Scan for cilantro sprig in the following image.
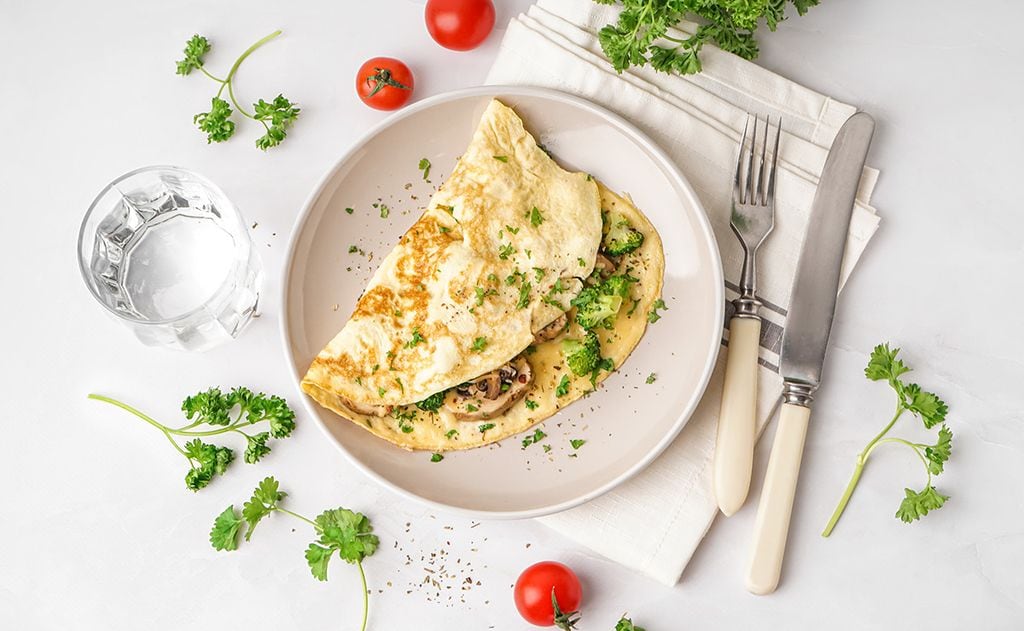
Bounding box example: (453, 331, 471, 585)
(88, 388, 296, 491)
(175, 31, 300, 149)
(822, 344, 953, 536)
(211, 477, 379, 631)
(594, 0, 820, 75)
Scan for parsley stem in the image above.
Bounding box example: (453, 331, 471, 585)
(227, 80, 256, 120)
(869, 437, 921, 458)
(198, 66, 226, 83)
(87, 393, 189, 459)
(166, 424, 239, 437)
(220, 29, 282, 121)
(874, 438, 932, 484)
(275, 506, 318, 529)
(358, 560, 369, 631)
(821, 403, 906, 537)
(864, 402, 905, 452)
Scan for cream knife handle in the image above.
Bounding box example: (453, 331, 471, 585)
(746, 402, 811, 595)
(714, 316, 761, 516)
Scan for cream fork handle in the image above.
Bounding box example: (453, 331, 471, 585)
(746, 402, 811, 595)
(714, 316, 761, 516)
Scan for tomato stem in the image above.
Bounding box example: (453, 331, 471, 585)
(551, 588, 580, 630)
(365, 68, 411, 98)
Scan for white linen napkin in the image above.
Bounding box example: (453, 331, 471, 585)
(486, 0, 881, 586)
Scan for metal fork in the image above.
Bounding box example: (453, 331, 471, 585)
(713, 115, 782, 517)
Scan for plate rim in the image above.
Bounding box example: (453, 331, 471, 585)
(279, 85, 724, 519)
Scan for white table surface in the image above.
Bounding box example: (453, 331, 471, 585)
(2, 0, 1022, 628)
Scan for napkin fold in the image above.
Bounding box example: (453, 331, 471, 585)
(486, 0, 881, 586)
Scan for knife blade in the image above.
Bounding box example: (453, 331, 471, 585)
(780, 111, 876, 389)
(746, 112, 875, 595)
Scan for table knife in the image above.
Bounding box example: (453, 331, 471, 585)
(745, 112, 875, 595)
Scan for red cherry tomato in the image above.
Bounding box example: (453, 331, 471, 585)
(514, 561, 582, 628)
(356, 57, 414, 111)
(425, 0, 496, 51)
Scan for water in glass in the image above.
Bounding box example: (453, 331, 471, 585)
(79, 167, 262, 351)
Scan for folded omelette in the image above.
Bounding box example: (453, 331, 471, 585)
(302, 99, 665, 451)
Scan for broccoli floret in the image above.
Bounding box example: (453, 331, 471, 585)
(601, 273, 638, 299)
(562, 331, 602, 376)
(602, 213, 645, 256)
(571, 286, 623, 330)
(415, 390, 446, 412)
(571, 275, 637, 330)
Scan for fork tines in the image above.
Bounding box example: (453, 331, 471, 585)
(734, 115, 782, 207)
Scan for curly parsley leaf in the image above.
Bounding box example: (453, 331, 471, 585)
(183, 387, 233, 425)
(244, 431, 272, 463)
(193, 97, 236, 143)
(253, 94, 300, 150)
(183, 439, 234, 491)
(176, 34, 211, 76)
(595, 0, 819, 75)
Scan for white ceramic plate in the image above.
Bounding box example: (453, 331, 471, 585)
(282, 86, 723, 519)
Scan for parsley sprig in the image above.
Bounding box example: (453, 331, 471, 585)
(175, 32, 300, 149)
(822, 344, 953, 536)
(211, 477, 379, 631)
(88, 388, 296, 491)
(594, 0, 820, 75)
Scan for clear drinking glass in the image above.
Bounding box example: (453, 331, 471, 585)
(78, 166, 262, 351)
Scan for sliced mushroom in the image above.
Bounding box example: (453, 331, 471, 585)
(477, 372, 503, 400)
(593, 253, 619, 279)
(444, 356, 534, 421)
(533, 313, 568, 343)
(341, 397, 391, 417)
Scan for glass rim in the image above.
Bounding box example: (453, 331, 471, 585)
(77, 164, 253, 326)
